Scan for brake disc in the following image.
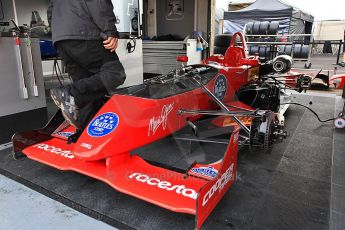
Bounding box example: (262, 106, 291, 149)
(249, 111, 275, 154)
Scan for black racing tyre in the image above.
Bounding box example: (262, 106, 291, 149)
(275, 36, 282, 42)
(262, 37, 269, 42)
(268, 21, 279, 35)
(256, 37, 265, 43)
(267, 37, 275, 42)
(293, 44, 302, 58)
(265, 46, 271, 58)
(259, 21, 270, 35)
(251, 46, 259, 55)
(301, 45, 310, 59)
(277, 45, 285, 54)
(284, 45, 292, 55)
(247, 36, 255, 42)
(213, 46, 228, 55)
(246, 22, 254, 35)
(263, 37, 273, 43)
(252, 22, 261, 35)
(258, 46, 266, 57)
(272, 56, 292, 73)
(214, 34, 233, 47)
(252, 37, 260, 42)
(248, 46, 254, 55)
(248, 46, 253, 55)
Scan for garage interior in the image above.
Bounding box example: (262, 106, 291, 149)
(0, 0, 345, 230)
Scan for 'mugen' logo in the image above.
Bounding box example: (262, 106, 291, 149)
(33, 144, 74, 159)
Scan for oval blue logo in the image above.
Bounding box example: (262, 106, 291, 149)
(191, 166, 219, 178)
(87, 112, 119, 137)
(214, 75, 227, 101)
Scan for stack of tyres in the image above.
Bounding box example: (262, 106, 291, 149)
(277, 44, 309, 59)
(293, 44, 309, 59)
(245, 21, 279, 36)
(248, 46, 271, 58)
(277, 45, 292, 56)
(249, 46, 259, 55)
(246, 22, 254, 35)
(245, 21, 279, 59)
(214, 34, 233, 55)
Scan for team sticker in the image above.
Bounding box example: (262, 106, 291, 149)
(190, 166, 219, 179)
(214, 75, 227, 101)
(55, 132, 74, 138)
(87, 112, 119, 137)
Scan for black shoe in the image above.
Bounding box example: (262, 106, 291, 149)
(50, 86, 80, 128)
(60, 103, 81, 129)
(50, 86, 75, 109)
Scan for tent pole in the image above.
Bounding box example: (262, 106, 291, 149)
(209, 0, 216, 55)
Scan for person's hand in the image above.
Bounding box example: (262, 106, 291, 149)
(103, 37, 118, 52)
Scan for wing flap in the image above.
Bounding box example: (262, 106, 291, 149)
(17, 125, 240, 229)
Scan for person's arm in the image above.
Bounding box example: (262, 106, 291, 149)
(47, 0, 54, 27)
(84, 0, 119, 38)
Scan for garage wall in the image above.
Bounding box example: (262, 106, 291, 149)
(15, 0, 49, 26)
(146, 0, 157, 37)
(156, 0, 195, 39)
(196, 0, 208, 36)
(0, 0, 16, 30)
(13, 0, 52, 76)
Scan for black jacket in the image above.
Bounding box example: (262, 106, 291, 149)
(47, 0, 119, 44)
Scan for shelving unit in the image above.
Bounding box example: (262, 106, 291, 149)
(246, 34, 313, 68)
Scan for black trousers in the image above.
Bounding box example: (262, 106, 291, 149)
(56, 40, 126, 128)
(56, 40, 126, 107)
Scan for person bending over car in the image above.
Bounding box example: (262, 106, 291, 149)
(48, 0, 126, 129)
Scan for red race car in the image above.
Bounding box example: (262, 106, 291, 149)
(12, 32, 309, 229)
(330, 73, 345, 90)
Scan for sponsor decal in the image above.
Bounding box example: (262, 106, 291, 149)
(129, 172, 197, 200)
(55, 132, 74, 138)
(33, 143, 74, 159)
(148, 103, 174, 136)
(202, 163, 234, 206)
(191, 166, 218, 179)
(81, 143, 93, 150)
(87, 112, 119, 137)
(214, 75, 227, 101)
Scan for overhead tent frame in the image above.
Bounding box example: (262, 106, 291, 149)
(223, 0, 314, 35)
